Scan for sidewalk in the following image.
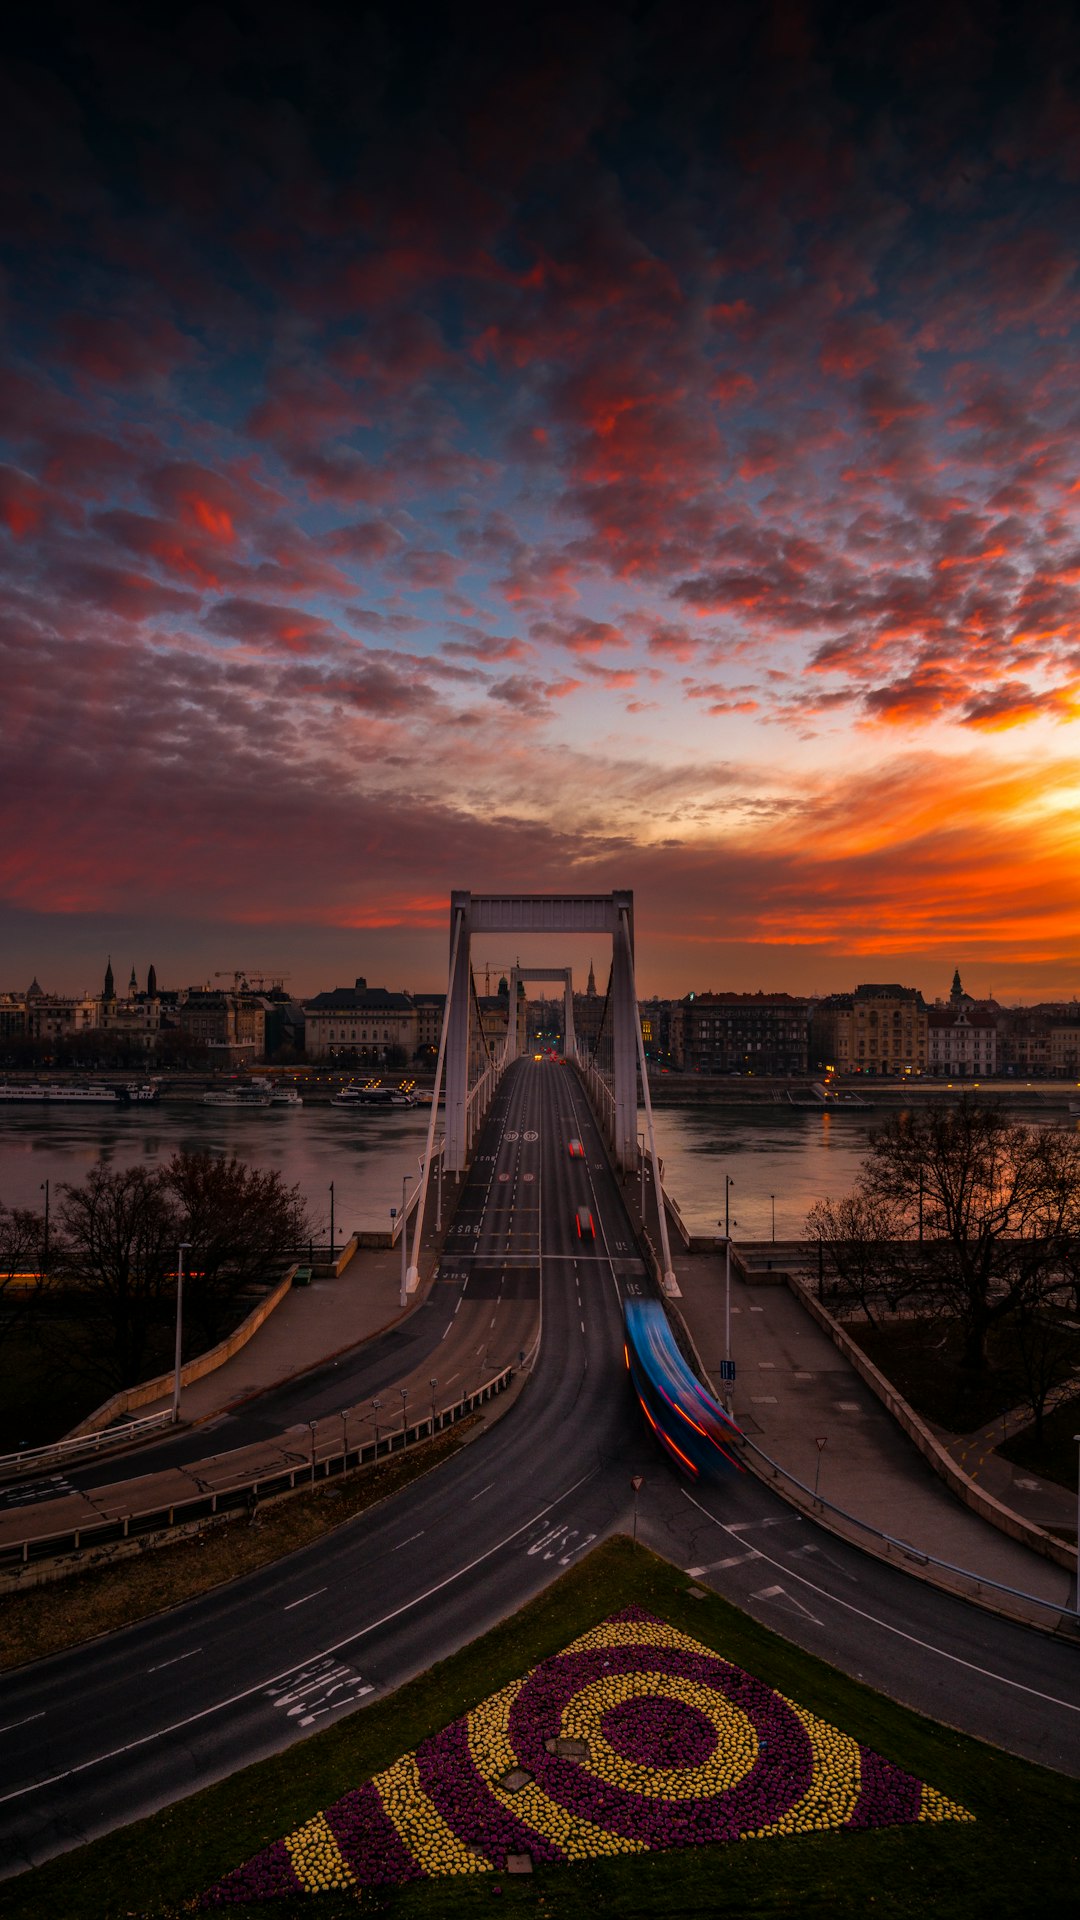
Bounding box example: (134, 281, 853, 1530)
(674, 1249, 1075, 1617)
(141, 1237, 436, 1427)
(621, 1155, 1077, 1620)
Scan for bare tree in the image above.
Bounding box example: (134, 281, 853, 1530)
(806, 1190, 911, 1324)
(1007, 1305, 1079, 1443)
(807, 1101, 1080, 1369)
(163, 1152, 310, 1345)
(0, 1202, 49, 1354)
(56, 1167, 179, 1389)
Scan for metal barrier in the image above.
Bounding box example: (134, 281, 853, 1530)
(738, 1431, 1079, 1627)
(0, 1409, 175, 1481)
(0, 1364, 515, 1574)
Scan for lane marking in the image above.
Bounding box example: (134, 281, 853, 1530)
(0, 1713, 45, 1736)
(680, 1488, 1080, 1713)
(470, 1484, 494, 1501)
(0, 1468, 604, 1812)
(146, 1648, 203, 1671)
(283, 1589, 327, 1611)
(392, 1531, 426, 1550)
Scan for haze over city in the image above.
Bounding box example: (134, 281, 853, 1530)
(3, 2, 1080, 998)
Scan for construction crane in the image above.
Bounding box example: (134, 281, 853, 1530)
(479, 960, 513, 996)
(214, 970, 292, 993)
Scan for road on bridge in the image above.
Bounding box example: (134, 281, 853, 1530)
(1, 1059, 1078, 1885)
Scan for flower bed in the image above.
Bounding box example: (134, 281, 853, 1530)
(203, 1607, 972, 1904)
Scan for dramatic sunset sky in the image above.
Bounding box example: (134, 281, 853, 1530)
(3, 1, 1080, 999)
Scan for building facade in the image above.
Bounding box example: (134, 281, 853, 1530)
(303, 979, 417, 1062)
(811, 983, 927, 1075)
(677, 991, 809, 1075)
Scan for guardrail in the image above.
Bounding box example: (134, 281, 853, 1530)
(0, 1410, 175, 1481)
(738, 1431, 1079, 1628)
(0, 1364, 516, 1579)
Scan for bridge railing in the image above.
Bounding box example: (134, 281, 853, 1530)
(0, 1364, 516, 1582)
(0, 1410, 175, 1482)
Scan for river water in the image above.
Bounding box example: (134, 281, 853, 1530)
(0, 1088, 1072, 1243)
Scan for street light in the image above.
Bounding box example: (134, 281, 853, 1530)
(171, 1242, 192, 1425)
(770, 1192, 775, 1244)
(718, 1175, 736, 1415)
(308, 1418, 318, 1488)
(638, 1131, 646, 1218)
(372, 1398, 383, 1457)
(400, 1385, 409, 1441)
(39, 1179, 49, 1275)
(1075, 1433, 1080, 1616)
(399, 1173, 415, 1307)
(430, 1376, 438, 1430)
(329, 1180, 335, 1253)
(340, 1409, 349, 1479)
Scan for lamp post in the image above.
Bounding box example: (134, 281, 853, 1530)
(39, 1179, 49, 1275)
(436, 1144, 443, 1232)
(329, 1181, 335, 1254)
(399, 1173, 414, 1307)
(372, 1398, 383, 1457)
(340, 1409, 349, 1479)
(770, 1192, 776, 1244)
(1075, 1433, 1080, 1615)
(638, 1131, 646, 1218)
(308, 1418, 318, 1488)
(400, 1385, 409, 1442)
(430, 1376, 438, 1431)
(171, 1241, 192, 1424)
(718, 1175, 735, 1414)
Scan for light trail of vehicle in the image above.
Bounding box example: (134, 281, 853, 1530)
(0, 1461, 602, 1809)
(680, 1487, 1080, 1714)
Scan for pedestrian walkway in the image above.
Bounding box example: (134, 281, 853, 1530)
(673, 1248, 1075, 1617)
(940, 1390, 1079, 1541)
(620, 1154, 1076, 1621)
(141, 1239, 431, 1426)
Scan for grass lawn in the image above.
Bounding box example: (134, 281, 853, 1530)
(0, 1536, 1075, 1920)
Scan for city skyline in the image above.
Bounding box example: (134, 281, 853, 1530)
(3, 4, 1080, 1000)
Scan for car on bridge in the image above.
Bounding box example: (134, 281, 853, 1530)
(567, 1138, 585, 1158)
(575, 1208, 595, 1240)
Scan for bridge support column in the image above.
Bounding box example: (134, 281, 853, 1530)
(445, 893, 472, 1172)
(611, 890, 637, 1173)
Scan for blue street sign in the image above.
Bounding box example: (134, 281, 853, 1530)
(720, 1360, 736, 1383)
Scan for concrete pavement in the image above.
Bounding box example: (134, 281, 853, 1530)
(622, 1152, 1077, 1624)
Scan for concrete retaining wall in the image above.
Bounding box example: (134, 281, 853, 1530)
(790, 1275, 1077, 1575)
(66, 1266, 298, 1438)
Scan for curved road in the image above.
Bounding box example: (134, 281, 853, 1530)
(1, 1061, 1078, 1883)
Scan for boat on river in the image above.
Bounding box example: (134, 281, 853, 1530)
(202, 1085, 274, 1108)
(0, 1082, 124, 1104)
(269, 1086, 304, 1107)
(331, 1082, 418, 1108)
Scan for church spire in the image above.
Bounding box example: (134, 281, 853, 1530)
(950, 968, 964, 1003)
(587, 957, 596, 997)
(104, 954, 114, 999)
(128, 963, 138, 998)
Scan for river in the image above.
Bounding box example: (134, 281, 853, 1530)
(3, 1084, 1074, 1243)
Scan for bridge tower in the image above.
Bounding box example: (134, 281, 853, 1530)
(444, 890, 638, 1173)
(505, 966, 576, 1063)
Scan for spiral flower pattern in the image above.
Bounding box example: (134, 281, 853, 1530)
(203, 1606, 973, 1905)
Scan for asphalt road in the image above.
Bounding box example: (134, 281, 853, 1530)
(1, 1061, 1078, 1886)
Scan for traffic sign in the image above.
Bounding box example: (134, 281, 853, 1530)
(631, 1474, 644, 1491)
